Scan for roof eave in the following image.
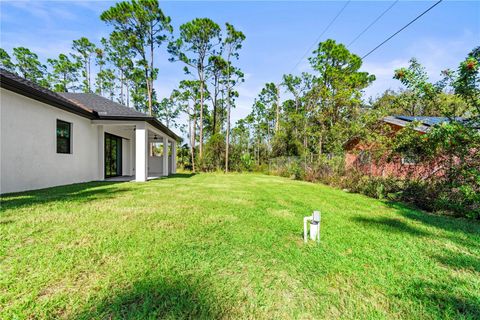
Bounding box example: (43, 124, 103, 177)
(0, 75, 96, 120)
(383, 116, 429, 133)
(97, 115, 181, 141)
(148, 118, 181, 142)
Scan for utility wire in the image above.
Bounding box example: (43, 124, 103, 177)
(286, 0, 351, 76)
(347, 0, 399, 48)
(361, 0, 443, 59)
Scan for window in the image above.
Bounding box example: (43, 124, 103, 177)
(56, 119, 71, 154)
(150, 142, 163, 157)
(358, 150, 371, 165)
(401, 155, 418, 165)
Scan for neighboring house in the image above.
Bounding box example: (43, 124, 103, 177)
(0, 69, 180, 194)
(345, 115, 474, 179)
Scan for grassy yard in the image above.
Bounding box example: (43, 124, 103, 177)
(1, 173, 479, 319)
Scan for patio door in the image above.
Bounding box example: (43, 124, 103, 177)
(104, 133, 122, 178)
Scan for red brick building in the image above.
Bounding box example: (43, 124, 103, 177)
(345, 116, 455, 179)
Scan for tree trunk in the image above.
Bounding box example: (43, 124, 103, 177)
(213, 75, 218, 135)
(225, 52, 231, 173)
(275, 85, 280, 133)
(199, 78, 204, 161)
(126, 81, 130, 108)
(225, 100, 231, 173)
(148, 34, 154, 116)
(192, 109, 197, 173)
(145, 64, 153, 115)
(146, 79, 153, 115)
(98, 64, 103, 96)
(318, 134, 323, 156)
(120, 70, 124, 105)
(87, 57, 90, 92)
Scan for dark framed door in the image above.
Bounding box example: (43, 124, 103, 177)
(105, 133, 123, 178)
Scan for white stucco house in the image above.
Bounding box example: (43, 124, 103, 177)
(0, 68, 180, 194)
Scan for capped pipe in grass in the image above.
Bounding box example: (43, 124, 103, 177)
(304, 211, 321, 243)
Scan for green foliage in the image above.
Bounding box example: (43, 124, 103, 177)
(101, 0, 172, 114)
(254, 45, 480, 219)
(168, 21, 244, 172)
(271, 125, 302, 158)
(101, 32, 135, 105)
(12, 47, 47, 85)
(168, 18, 221, 69)
(239, 153, 253, 171)
(72, 37, 96, 92)
(96, 68, 116, 99)
(223, 24, 246, 172)
(168, 17, 222, 160)
(384, 50, 480, 219)
(244, 39, 375, 166)
(452, 46, 480, 115)
(393, 58, 441, 116)
(0, 48, 16, 72)
(47, 53, 80, 92)
(203, 133, 225, 171)
(156, 93, 181, 129)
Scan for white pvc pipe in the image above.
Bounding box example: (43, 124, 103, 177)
(304, 211, 321, 244)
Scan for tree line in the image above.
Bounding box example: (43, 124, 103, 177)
(0, 0, 246, 173)
(232, 40, 478, 218)
(234, 40, 479, 167)
(1, 1, 479, 217)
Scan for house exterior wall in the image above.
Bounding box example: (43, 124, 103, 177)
(344, 123, 444, 179)
(1, 89, 177, 193)
(148, 156, 164, 175)
(345, 152, 445, 179)
(0, 89, 100, 193)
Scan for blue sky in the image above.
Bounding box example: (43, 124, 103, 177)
(1, 0, 479, 125)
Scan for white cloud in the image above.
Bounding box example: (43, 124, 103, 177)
(4, 1, 78, 25)
(362, 30, 476, 100)
(362, 58, 409, 99)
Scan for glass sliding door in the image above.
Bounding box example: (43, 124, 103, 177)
(104, 133, 123, 178)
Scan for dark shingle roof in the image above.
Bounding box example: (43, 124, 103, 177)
(59, 93, 150, 118)
(383, 116, 430, 132)
(0, 68, 180, 140)
(396, 116, 457, 127)
(384, 115, 479, 132)
(0, 68, 94, 118)
(59, 93, 180, 140)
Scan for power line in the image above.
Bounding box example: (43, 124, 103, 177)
(286, 0, 351, 76)
(361, 0, 443, 59)
(347, 0, 399, 48)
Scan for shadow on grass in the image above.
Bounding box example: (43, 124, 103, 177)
(385, 201, 480, 251)
(148, 173, 196, 182)
(406, 279, 480, 318)
(74, 277, 225, 320)
(0, 181, 130, 212)
(385, 202, 480, 235)
(434, 250, 480, 273)
(175, 173, 196, 179)
(167, 173, 197, 179)
(351, 216, 430, 237)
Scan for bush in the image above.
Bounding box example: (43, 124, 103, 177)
(336, 171, 479, 219)
(268, 155, 478, 219)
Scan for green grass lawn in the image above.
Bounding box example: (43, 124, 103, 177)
(1, 173, 479, 319)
